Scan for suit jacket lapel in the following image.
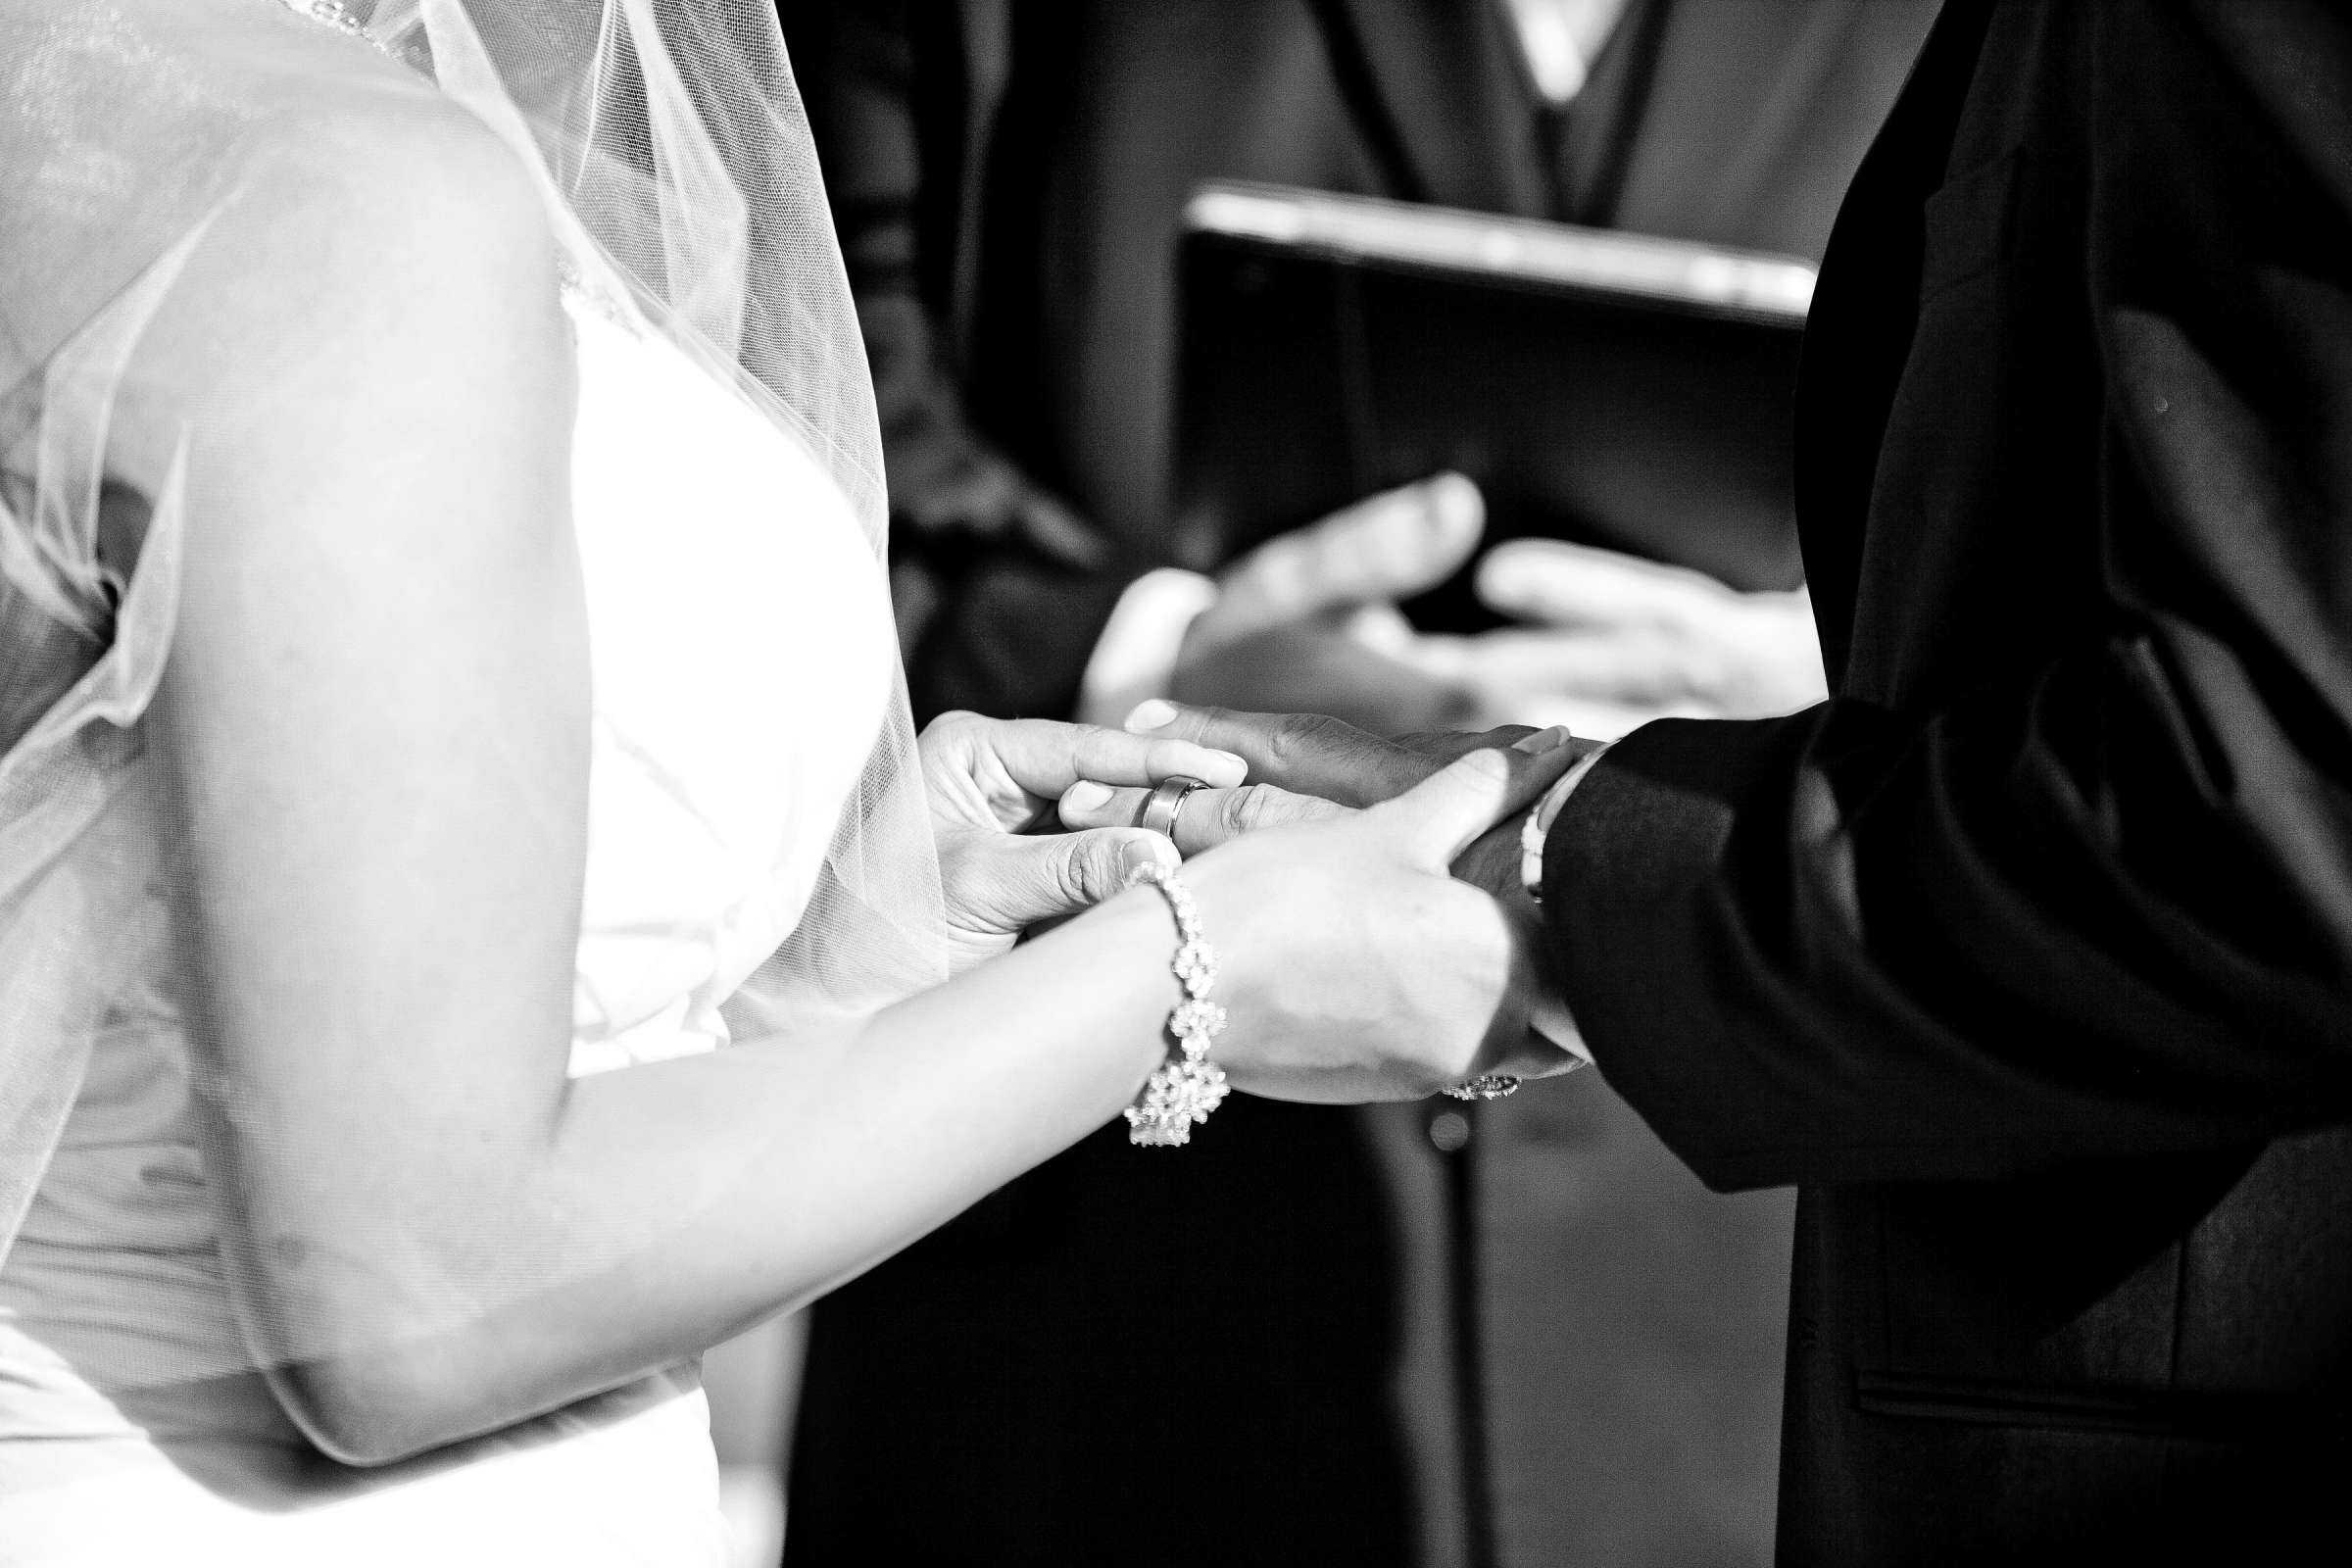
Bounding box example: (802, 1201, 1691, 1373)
(1793, 0, 1996, 686)
(1595, 0, 1897, 247)
(1306, 0, 1550, 216)
(1546, 0, 1671, 225)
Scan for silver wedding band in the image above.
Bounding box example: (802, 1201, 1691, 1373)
(1441, 1074, 1521, 1102)
(1138, 774, 1208, 842)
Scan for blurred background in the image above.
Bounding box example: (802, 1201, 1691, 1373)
(715, 3, 1939, 1564)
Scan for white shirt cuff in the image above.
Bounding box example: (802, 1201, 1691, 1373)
(1519, 741, 1612, 896)
(1521, 741, 1612, 1064)
(1076, 567, 1219, 726)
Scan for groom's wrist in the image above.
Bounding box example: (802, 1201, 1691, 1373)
(1449, 791, 1590, 1065)
(1519, 739, 1611, 898)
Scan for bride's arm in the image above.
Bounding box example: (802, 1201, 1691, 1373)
(132, 115, 1561, 1467)
(130, 122, 1170, 1464)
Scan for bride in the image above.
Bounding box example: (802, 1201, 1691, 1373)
(0, 0, 1578, 1559)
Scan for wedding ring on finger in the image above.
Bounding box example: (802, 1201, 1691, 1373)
(1441, 1074, 1521, 1101)
(1137, 774, 1207, 842)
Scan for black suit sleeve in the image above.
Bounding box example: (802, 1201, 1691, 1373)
(1544, 1, 2352, 1190)
(784, 0, 1134, 722)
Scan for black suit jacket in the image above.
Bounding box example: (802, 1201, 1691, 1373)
(1546, 2, 2352, 1557)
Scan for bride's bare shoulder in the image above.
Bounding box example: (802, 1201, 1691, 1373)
(216, 35, 559, 316)
(2, 0, 559, 362)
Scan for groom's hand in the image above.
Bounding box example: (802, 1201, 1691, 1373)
(1070, 705, 1597, 1068)
(1129, 699, 1525, 805)
(1054, 708, 1544, 856)
(1180, 735, 1589, 1099)
(1054, 700, 1600, 859)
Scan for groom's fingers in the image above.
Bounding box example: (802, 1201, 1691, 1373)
(1056, 778, 1350, 855)
(1122, 701, 1434, 808)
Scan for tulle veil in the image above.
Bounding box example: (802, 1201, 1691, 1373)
(0, 0, 951, 1336)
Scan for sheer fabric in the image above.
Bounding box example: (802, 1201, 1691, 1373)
(0, 266, 892, 1564)
(0, 0, 950, 1358)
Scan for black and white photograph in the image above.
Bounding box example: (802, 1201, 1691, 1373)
(0, 1, 2345, 1564)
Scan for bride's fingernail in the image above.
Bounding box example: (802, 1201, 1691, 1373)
(1513, 725, 1572, 755)
(1125, 699, 1179, 732)
(1211, 750, 1249, 777)
(1064, 781, 1113, 812)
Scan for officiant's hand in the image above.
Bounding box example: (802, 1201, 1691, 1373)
(1169, 473, 1825, 738)
(918, 711, 1246, 970)
(1174, 733, 1584, 1101)
(1458, 539, 1827, 734)
(1170, 472, 1488, 735)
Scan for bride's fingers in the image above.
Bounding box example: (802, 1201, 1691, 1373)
(1063, 724, 1249, 790)
(960, 829, 1178, 931)
(1367, 728, 1579, 866)
(965, 714, 1248, 799)
(1056, 778, 1349, 855)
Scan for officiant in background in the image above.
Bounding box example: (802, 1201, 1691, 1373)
(776, 2, 1934, 1563)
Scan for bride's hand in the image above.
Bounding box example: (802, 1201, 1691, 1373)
(1170, 731, 1585, 1102)
(919, 710, 1247, 968)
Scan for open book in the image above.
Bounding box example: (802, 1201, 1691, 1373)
(1169, 181, 1816, 630)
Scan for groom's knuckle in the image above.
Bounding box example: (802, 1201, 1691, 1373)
(1170, 705, 1227, 745)
(1267, 712, 1340, 765)
(1220, 785, 1265, 835)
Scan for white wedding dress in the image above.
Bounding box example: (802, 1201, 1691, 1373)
(0, 272, 898, 1563)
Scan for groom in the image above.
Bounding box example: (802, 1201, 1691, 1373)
(1122, 2, 2352, 1557)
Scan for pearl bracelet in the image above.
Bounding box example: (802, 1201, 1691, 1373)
(1122, 859, 1230, 1147)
